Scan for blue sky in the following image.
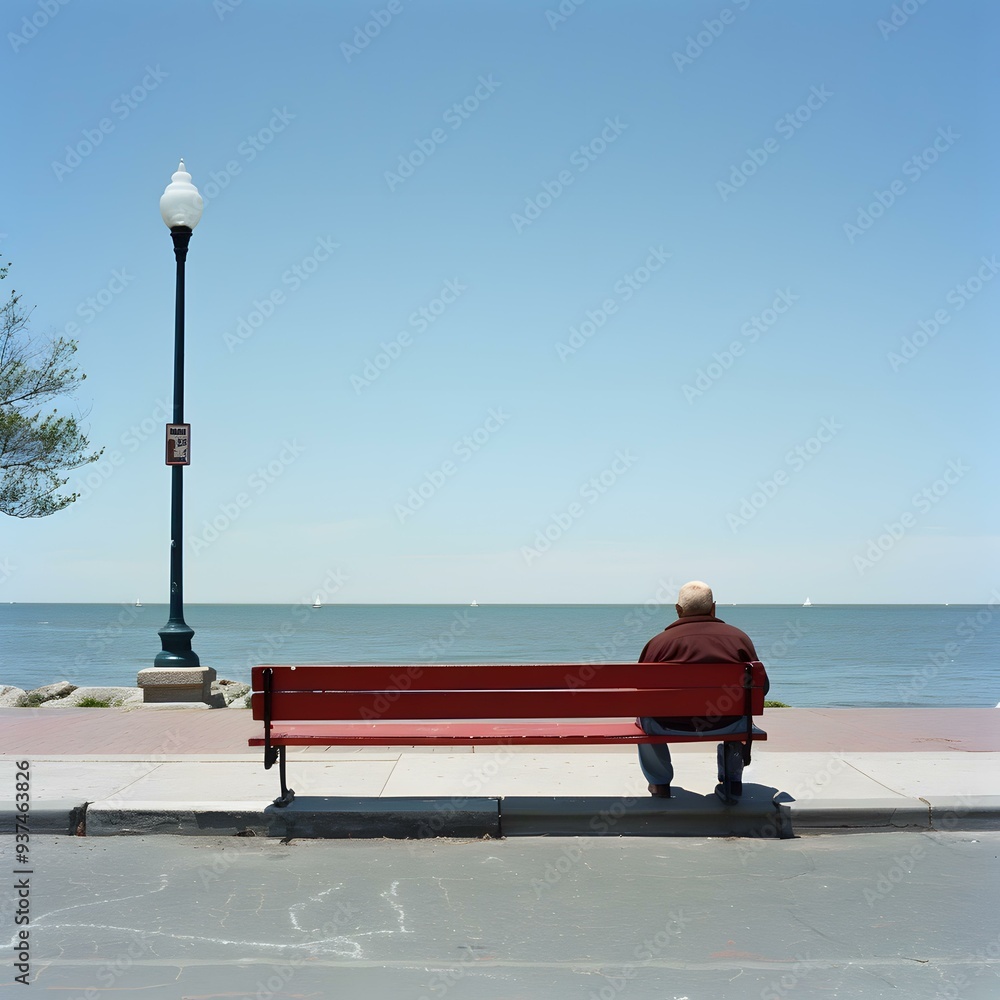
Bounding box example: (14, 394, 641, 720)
(2, 0, 997, 604)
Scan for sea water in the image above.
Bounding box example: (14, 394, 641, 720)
(0, 603, 997, 708)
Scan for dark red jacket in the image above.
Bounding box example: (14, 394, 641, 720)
(639, 614, 768, 728)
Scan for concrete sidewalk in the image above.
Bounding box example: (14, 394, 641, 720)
(1, 707, 997, 839)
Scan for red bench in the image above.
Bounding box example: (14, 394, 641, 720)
(249, 661, 768, 808)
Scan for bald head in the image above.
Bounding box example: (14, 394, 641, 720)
(675, 580, 715, 617)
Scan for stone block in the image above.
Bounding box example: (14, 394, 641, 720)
(137, 666, 217, 704)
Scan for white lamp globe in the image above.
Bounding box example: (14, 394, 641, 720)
(159, 159, 204, 230)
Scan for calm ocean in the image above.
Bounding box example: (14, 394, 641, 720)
(1, 603, 997, 708)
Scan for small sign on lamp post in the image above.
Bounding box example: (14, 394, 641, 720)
(165, 423, 191, 466)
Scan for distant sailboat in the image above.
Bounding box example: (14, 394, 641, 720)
(469, 600, 479, 607)
(134, 599, 142, 607)
(312, 597, 322, 609)
(802, 597, 813, 607)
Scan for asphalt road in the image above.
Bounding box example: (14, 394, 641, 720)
(3, 832, 998, 999)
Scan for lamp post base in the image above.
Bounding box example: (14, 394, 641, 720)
(137, 666, 217, 704)
(155, 620, 200, 669)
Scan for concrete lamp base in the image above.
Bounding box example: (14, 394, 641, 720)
(138, 666, 217, 705)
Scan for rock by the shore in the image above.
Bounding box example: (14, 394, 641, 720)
(18, 681, 77, 707)
(0, 685, 26, 708)
(1, 678, 251, 708)
(213, 679, 250, 707)
(41, 686, 144, 708)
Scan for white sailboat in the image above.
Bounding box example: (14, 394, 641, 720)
(469, 600, 479, 607)
(802, 597, 812, 607)
(312, 596, 322, 609)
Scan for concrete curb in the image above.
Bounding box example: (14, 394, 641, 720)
(500, 795, 792, 838)
(779, 796, 1000, 834)
(13, 795, 1000, 839)
(83, 798, 502, 839)
(84, 794, 793, 839)
(924, 795, 1000, 831)
(1, 800, 87, 836)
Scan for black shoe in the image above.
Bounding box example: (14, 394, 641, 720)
(648, 783, 671, 798)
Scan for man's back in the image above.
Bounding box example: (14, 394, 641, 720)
(640, 613, 762, 729)
(640, 613, 758, 664)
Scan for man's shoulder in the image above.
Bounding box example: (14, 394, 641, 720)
(667, 615, 746, 635)
(641, 615, 759, 662)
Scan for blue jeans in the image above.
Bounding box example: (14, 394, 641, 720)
(636, 717, 748, 787)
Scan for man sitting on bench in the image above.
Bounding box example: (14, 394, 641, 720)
(637, 580, 769, 802)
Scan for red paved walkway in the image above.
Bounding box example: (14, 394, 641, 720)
(1, 708, 996, 755)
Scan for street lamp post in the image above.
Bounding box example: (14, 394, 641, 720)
(139, 161, 215, 703)
(155, 160, 202, 669)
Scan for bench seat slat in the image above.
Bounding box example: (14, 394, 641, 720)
(249, 720, 769, 747)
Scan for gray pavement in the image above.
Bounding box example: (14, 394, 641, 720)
(1, 707, 998, 838)
(3, 832, 999, 997)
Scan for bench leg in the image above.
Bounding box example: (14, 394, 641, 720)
(272, 747, 295, 808)
(719, 744, 736, 805)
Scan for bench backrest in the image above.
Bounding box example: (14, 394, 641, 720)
(250, 662, 767, 723)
